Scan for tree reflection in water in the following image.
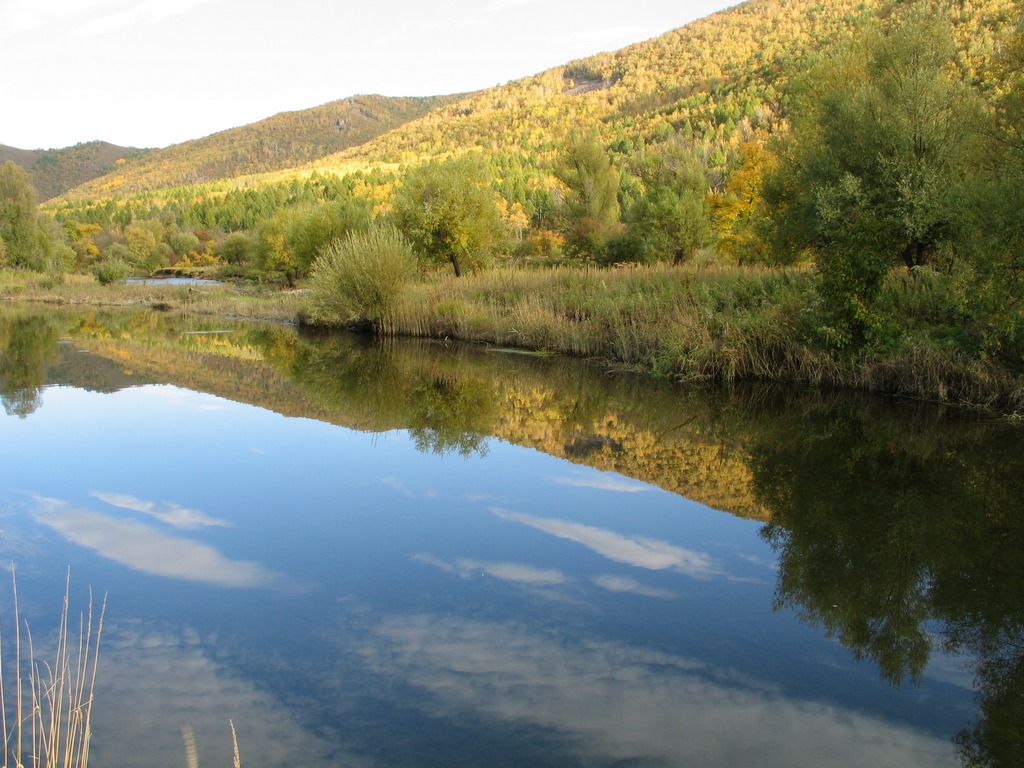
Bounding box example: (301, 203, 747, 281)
(750, 396, 1024, 767)
(0, 313, 61, 417)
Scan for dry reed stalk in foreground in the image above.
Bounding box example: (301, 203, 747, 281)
(179, 721, 242, 768)
(1, 568, 105, 768)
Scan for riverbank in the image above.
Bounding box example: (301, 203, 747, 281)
(0, 269, 303, 323)
(3, 265, 1022, 415)
(379, 263, 1023, 415)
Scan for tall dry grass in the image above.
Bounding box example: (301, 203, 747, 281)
(382, 263, 1022, 411)
(1, 568, 105, 768)
(390, 263, 825, 380)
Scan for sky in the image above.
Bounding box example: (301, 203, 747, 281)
(0, 0, 736, 150)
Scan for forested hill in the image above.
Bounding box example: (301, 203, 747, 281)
(308, 0, 890, 177)
(304, 0, 1009, 180)
(53, 0, 1016, 203)
(63, 94, 462, 199)
(0, 141, 150, 201)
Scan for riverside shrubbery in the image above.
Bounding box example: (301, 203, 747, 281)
(305, 225, 417, 331)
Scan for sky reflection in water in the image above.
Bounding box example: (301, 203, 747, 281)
(0, 312, 1004, 767)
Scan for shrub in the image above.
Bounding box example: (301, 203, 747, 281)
(306, 225, 416, 331)
(93, 257, 132, 285)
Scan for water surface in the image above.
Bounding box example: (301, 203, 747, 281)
(1, 305, 1021, 767)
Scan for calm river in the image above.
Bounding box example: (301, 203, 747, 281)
(1, 305, 1021, 767)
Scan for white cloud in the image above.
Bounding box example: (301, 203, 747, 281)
(552, 472, 652, 493)
(92, 491, 232, 529)
(592, 574, 676, 599)
(91, 622, 364, 768)
(357, 614, 958, 768)
(493, 508, 719, 577)
(413, 553, 569, 586)
(32, 496, 275, 588)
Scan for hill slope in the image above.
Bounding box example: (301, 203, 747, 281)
(66, 94, 462, 199)
(306, 0, 893, 176)
(57, 0, 1016, 204)
(0, 141, 150, 201)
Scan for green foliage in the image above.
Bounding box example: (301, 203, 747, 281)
(390, 155, 506, 277)
(94, 256, 132, 285)
(763, 8, 987, 347)
(35, 216, 75, 274)
(955, 10, 1024, 370)
(625, 137, 712, 264)
(0, 161, 41, 268)
(305, 224, 417, 329)
(218, 231, 254, 266)
(286, 196, 372, 275)
(555, 134, 623, 261)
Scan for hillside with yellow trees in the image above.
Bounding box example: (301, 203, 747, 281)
(53, 94, 460, 199)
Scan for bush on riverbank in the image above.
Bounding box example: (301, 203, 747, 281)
(304, 225, 416, 331)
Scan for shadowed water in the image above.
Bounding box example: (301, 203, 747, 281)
(1, 305, 1021, 767)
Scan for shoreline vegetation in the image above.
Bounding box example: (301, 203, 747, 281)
(3, 265, 1021, 417)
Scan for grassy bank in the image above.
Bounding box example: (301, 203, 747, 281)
(379, 264, 1023, 413)
(0, 270, 303, 323)
(3, 265, 1022, 414)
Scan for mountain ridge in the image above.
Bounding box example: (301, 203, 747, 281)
(57, 0, 893, 202)
(5, 94, 461, 201)
(34, 0, 1020, 205)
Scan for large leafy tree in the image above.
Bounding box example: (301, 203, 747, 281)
(626, 137, 713, 264)
(958, 7, 1024, 368)
(762, 9, 985, 346)
(554, 134, 622, 261)
(391, 155, 505, 277)
(0, 161, 41, 269)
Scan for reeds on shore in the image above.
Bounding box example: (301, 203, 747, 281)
(382, 263, 1022, 412)
(1, 569, 105, 768)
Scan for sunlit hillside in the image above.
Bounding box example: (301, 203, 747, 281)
(309, 0, 888, 179)
(52, 0, 1017, 204)
(64, 94, 462, 199)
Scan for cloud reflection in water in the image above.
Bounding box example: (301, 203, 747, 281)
(358, 613, 956, 767)
(552, 472, 652, 493)
(413, 553, 570, 586)
(91, 491, 232, 529)
(493, 508, 720, 577)
(91, 622, 359, 768)
(32, 496, 275, 588)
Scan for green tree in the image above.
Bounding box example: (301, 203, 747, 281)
(958, 9, 1024, 369)
(762, 10, 985, 346)
(626, 137, 713, 264)
(554, 134, 623, 261)
(0, 161, 41, 269)
(255, 212, 300, 285)
(218, 232, 254, 266)
(391, 155, 505, 277)
(287, 197, 372, 275)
